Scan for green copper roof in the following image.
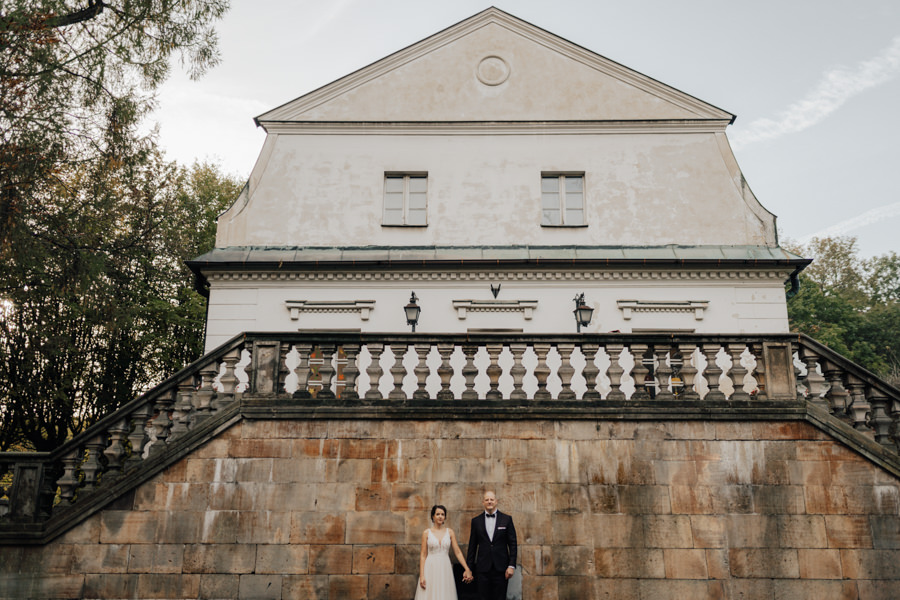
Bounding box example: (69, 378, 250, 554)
(189, 245, 807, 268)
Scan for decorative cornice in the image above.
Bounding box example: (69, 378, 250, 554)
(452, 299, 538, 320)
(617, 300, 709, 320)
(207, 269, 792, 284)
(260, 120, 732, 136)
(285, 300, 376, 321)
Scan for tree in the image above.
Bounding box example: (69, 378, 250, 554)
(0, 0, 234, 450)
(0, 153, 241, 451)
(787, 236, 900, 384)
(1, 0, 228, 250)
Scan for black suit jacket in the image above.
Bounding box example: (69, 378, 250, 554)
(466, 511, 518, 573)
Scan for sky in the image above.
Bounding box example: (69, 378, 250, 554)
(150, 0, 900, 257)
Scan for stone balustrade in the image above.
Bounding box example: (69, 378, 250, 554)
(1, 331, 898, 536)
(0, 333, 250, 531)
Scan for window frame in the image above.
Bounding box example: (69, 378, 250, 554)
(382, 172, 428, 227)
(540, 172, 587, 227)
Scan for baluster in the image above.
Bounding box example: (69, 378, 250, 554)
(341, 343, 361, 402)
(557, 343, 576, 401)
(631, 343, 651, 401)
(317, 344, 337, 401)
(57, 448, 82, 503)
(148, 390, 176, 457)
(461, 344, 479, 401)
(169, 376, 196, 442)
(242, 350, 255, 396)
(822, 361, 851, 421)
(81, 434, 107, 491)
(436, 343, 455, 401)
(798, 346, 831, 411)
(103, 417, 130, 477)
(278, 342, 291, 395)
(0, 464, 10, 517)
(749, 342, 768, 400)
(891, 400, 900, 452)
(605, 344, 626, 401)
(677, 344, 700, 401)
(194, 362, 219, 421)
(485, 343, 504, 401)
(581, 343, 601, 401)
(292, 343, 313, 400)
(794, 359, 804, 400)
(219, 349, 241, 404)
(846, 375, 871, 436)
(533, 343, 551, 401)
(126, 401, 153, 466)
(701, 344, 726, 401)
(413, 343, 431, 401)
(37, 464, 57, 519)
(508, 343, 527, 401)
(669, 349, 685, 400)
(365, 343, 385, 402)
(389, 343, 409, 401)
(727, 344, 751, 402)
(194, 362, 218, 421)
(654, 345, 674, 401)
(867, 390, 895, 451)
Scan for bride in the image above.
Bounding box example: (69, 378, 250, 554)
(415, 505, 473, 600)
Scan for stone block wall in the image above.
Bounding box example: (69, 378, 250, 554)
(2, 418, 900, 599)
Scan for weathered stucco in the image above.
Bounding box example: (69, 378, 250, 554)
(216, 130, 772, 249)
(3, 419, 898, 599)
(218, 8, 772, 250)
(261, 20, 713, 123)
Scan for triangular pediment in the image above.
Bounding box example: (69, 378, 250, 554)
(257, 8, 733, 125)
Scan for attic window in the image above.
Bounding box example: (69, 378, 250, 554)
(541, 173, 585, 226)
(383, 174, 427, 226)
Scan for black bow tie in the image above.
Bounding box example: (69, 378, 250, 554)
(486, 513, 496, 518)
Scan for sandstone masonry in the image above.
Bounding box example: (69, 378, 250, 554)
(2, 418, 899, 599)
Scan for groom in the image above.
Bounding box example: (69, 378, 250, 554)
(466, 490, 517, 600)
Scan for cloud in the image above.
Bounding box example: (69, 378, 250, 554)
(797, 201, 900, 243)
(155, 86, 271, 119)
(730, 36, 900, 149)
(148, 86, 270, 174)
(300, 0, 357, 39)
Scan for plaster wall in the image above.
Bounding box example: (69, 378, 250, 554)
(215, 131, 772, 249)
(3, 419, 898, 599)
(203, 274, 790, 352)
(275, 21, 706, 123)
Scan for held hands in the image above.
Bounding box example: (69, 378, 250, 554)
(462, 569, 473, 583)
(505, 567, 515, 580)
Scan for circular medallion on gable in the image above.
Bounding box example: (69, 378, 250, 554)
(476, 55, 510, 86)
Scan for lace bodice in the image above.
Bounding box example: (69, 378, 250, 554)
(427, 529, 451, 556)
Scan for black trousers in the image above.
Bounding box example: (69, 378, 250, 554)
(475, 566, 508, 600)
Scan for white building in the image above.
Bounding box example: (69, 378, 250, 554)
(189, 7, 806, 352)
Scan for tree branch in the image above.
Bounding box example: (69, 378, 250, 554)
(45, 1, 106, 29)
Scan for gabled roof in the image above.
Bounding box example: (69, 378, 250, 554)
(256, 7, 734, 127)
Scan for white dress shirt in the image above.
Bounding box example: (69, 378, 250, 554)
(485, 510, 497, 541)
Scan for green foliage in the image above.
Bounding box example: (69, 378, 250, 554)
(1, 0, 229, 250)
(0, 154, 241, 450)
(0, 0, 234, 450)
(787, 237, 900, 382)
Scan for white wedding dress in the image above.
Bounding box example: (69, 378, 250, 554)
(414, 529, 457, 600)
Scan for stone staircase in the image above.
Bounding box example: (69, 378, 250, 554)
(2, 332, 899, 545)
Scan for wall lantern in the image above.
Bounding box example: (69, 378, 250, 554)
(404, 291, 421, 332)
(573, 293, 594, 332)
